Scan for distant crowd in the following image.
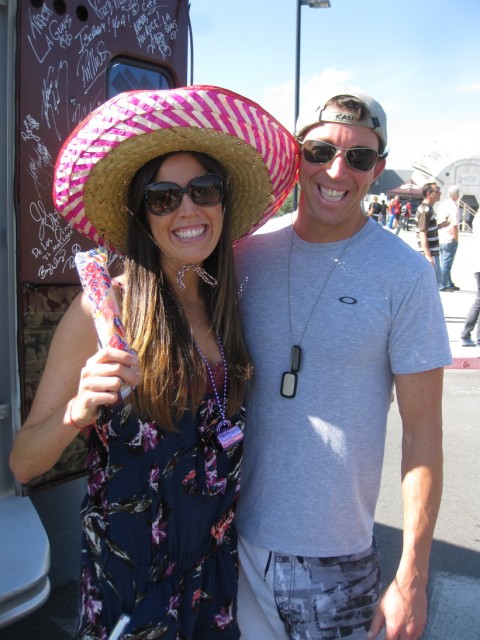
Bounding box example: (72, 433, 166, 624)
(367, 190, 475, 235)
(367, 193, 417, 233)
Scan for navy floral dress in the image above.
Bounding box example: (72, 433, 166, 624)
(77, 368, 243, 640)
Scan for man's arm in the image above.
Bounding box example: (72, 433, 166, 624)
(368, 367, 443, 640)
(416, 208, 435, 266)
(418, 230, 434, 265)
(451, 222, 459, 242)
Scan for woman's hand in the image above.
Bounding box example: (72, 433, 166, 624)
(70, 347, 140, 429)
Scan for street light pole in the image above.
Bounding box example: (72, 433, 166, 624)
(293, 0, 331, 211)
(294, 0, 302, 144)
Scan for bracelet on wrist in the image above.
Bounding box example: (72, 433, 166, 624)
(68, 398, 94, 431)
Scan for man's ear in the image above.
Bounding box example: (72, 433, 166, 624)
(372, 156, 386, 182)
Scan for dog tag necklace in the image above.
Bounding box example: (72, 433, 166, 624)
(281, 215, 365, 399)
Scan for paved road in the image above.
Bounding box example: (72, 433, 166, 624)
(375, 368, 480, 640)
(2, 227, 479, 640)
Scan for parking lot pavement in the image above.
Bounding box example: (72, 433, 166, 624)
(375, 365, 480, 640)
(0, 580, 78, 639)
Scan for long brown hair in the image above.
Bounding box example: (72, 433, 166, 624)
(122, 151, 253, 430)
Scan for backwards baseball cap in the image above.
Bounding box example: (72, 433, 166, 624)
(295, 85, 388, 155)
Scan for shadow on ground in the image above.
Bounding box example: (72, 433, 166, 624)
(0, 580, 78, 639)
(374, 522, 480, 587)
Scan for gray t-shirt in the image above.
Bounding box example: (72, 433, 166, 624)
(234, 216, 451, 557)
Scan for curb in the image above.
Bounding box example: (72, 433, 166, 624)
(447, 356, 480, 370)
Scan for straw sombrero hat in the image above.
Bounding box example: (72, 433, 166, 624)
(53, 85, 299, 255)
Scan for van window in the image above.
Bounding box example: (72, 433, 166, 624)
(107, 57, 172, 98)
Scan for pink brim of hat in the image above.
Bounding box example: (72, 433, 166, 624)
(53, 85, 299, 255)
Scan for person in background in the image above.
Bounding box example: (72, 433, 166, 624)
(416, 183, 443, 287)
(368, 195, 382, 222)
(388, 194, 401, 230)
(460, 212, 480, 346)
(234, 86, 451, 640)
(9, 86, 297, 640)
(437, 185, 461, 291)
(401, 200, 412, 230)
(380, 198, 388, 226)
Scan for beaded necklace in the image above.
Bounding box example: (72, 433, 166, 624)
(194, 335, 243, 450)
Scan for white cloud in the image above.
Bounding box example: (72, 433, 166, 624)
(387, 116, 480, 169)
(258, 68, 353, 133)
(455, 83, 480, 94)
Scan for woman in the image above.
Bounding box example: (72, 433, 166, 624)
(367, 195, 381, 222)
(10, 86, 298, 639)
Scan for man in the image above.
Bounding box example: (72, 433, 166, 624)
(234, 87, 451, 640)
(416, 183, 442, 286)
(380, 198, 387, 226)
(401, 200, 412, 230)
(437, 185, 461, 291)
(388, 194, 401, 230)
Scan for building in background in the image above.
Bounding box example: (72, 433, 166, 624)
(367, 155, 479, 230)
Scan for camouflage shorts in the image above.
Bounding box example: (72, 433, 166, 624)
(273, 542, 381, 640)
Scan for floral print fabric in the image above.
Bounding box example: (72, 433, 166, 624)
(77, 396, 244, 639)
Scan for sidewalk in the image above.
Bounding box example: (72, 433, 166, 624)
(393, 227, 480, 369)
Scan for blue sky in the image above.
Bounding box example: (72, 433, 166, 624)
(188, 0, 480, 170)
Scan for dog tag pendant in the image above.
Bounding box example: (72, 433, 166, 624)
(280, 345, 301, 399)
(290, 345, 301, 371)
(281, 371, 297, 398)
